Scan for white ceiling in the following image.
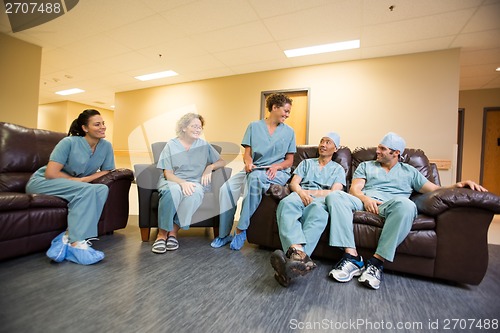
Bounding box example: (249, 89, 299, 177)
(1, 0, 499, 109)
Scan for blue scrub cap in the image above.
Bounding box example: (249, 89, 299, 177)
(324, 132, 340, 149)
(380, 132, 406, 153)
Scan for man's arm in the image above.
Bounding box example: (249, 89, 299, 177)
(349, 178, 382, 214)
(419, 180, 487, 194)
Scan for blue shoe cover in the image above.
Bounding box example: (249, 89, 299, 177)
(65, 244, 104, 265)
(46, 231, 68, 263)
(230, 230, 246, 250)
(210, 235, 233, 248)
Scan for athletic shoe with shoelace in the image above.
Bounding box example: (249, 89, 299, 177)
(329, 255, 364, 282)
(358, 261, 383, 290)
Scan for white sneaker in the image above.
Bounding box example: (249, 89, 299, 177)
(358, 262, 383, 290)
(329, 256, 364, 282)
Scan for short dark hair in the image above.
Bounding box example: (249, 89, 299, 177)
(266, 93, 292, 112)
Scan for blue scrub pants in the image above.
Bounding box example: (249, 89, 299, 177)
(325, 191, 417, 262)
(218, 169, 290, 237)
(158, 181, 204, 231)
(26, 177, 109, 243)
(276, 192, 329, 256)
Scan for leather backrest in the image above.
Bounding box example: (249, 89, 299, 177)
(0, 122, 66, 192)
(351, 147, 437, 184)
(294, 145, 352, 180)
(152, 141, 222, 164)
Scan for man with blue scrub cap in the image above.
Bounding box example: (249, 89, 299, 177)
(270, 132, 346, 287)
(327, 132, 487, 290)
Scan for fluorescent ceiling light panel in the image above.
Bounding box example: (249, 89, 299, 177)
(134, 70, 178, 81)
(284, 40, 360, 58)
(55, 88, 85, 95)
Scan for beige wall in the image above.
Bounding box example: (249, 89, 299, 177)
(38, 101, 114, 144)
(0, 33, 41, 127)
(459, 88, 500, 183)
(116, 49, 460, 185)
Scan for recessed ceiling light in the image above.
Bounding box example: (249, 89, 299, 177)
(496, 67, 500, 72)
(55, 88, 85, 96)
(284, 40, 360, 58)
(134, 70, 178, 81)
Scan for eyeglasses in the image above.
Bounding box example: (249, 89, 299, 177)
(189, 125, 203, 130)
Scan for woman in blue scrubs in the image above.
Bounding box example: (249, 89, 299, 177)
(26, 109, 115, 265)
(211, 93, 297, 250)
(152, 113, 226, 254)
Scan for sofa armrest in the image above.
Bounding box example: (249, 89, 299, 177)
(91, 168, 134, 185)
(414, 187, 500, 216)
(211, 167, 232, 200)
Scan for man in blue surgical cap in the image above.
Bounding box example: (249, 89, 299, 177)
(326, 132, 486, 290)
(270, 132, 346, 287)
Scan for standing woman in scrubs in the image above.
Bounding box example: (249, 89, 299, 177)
(152, 113, 226, 254)
(211, 93, 296, 250)
(26, 109, 115, 265)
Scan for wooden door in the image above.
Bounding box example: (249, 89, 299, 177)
(261, 90, 308, 145)
(481, 108, 500, 195)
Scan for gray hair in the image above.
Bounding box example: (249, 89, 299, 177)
(176, 113, 205, 137)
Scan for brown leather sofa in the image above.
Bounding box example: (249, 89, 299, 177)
(134, 142, 232, 242)
(0, 122, 134, 261)
(247, 145, 500, 285)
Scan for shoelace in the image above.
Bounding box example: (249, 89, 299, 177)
(366, 264, 381, 279)
(74, 238, 100, 250)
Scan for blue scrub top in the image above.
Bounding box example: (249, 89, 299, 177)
(353, 161, 429, 202)
(241, 119, 296, 168)
(157, 138, 220, 183)
(32, 136, 115, 178)
(294, 158, 346, 190)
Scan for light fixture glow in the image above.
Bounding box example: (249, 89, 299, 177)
(284, 40, 360, 58)
(55, 88, 85, 96)
(496, 67, 500, 72)
(134, 70, 178, 81)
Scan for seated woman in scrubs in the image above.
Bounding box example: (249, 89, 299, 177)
(152, 113, 226, 254)
(26, 109, 115, 265)
(211, 93, 297, 250)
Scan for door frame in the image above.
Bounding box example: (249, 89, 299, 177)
(479, 107, 500, 185)
(260, 88, 310, 144)
(456, 108, 464, 182)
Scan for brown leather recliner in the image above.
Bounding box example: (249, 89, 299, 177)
(247, 145, 500, 285)
(0, 122, 134, 261)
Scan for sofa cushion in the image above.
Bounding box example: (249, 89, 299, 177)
(0, 192, 67, 211)
(0, 173, 32, 193)
(0, 192, 30, 211)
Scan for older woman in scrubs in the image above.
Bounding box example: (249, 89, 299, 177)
(152, 113, 226, 254)
(211, 93, 297, 250)
(26, 109, 114, 265)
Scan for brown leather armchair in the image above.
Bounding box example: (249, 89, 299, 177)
(134, 142, 232, 242)
(0, 122, 134, 261)
(247, 145, 500, 285)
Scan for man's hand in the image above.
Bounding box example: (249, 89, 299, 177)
(455, 180, 488, 192)
(362, 197, 382, 214)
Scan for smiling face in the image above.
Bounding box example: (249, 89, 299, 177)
(376, 144, 399, 165)
(318, 136, 337, 158)
(183, 117, 203, 140)
(269, 102, 291, 124)
(82, 115, 106, 139)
